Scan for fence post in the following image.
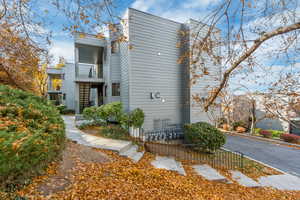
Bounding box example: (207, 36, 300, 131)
(241, 152, 244, 172)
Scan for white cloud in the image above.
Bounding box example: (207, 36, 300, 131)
(182, 0, 220, 9)
(131, 0, 220, 23)
(229, 63, 300, 94)
(49, 40, 74, 64)
(131, 0, 158, 12)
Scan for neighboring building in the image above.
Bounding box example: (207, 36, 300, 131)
(254, 93, 300, 135)
(47, 63, 76, 111)
(49, 8, 221, 131)
(230, 93, 300, 135)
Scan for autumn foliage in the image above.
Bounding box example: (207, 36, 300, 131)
(0, 23, 44, 95)
(0, 85, 65, 190)
(14, 144, 300, 200)
(280, 133, 300, 143)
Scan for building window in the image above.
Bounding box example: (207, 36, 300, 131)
(112, 83, 120, 96)
(111, 41, 119, 54)
(63, 93, 66, 100)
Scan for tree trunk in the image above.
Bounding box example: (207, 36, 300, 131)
(250, 99, 256, 135)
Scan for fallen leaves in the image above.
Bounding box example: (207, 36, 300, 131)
(16, 141, 300, 200)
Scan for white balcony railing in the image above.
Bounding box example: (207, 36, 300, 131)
(76, 63, 103, 79)
(47, 67, 64, 75)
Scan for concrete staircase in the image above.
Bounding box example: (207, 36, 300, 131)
(79, 83, 91, 113)
(62, 116, 300, 191)
(192, 164, 229, 183)
(119, 145, 145, 163)
(230, 170, 260, 187)
(151, 156, 186, 175)
(148, 154, 300, 191)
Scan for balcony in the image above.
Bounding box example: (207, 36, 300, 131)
(48, 81, 62, 93)
(47, 67, 64, 75)
(75, 63, 104, 82)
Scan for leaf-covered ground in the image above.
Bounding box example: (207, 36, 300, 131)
(16, 140, 300, 200)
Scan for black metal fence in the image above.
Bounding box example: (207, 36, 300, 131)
(134, 126, 244, 170)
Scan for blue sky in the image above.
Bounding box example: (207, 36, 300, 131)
(41, 0, 299, 94)
(46, 0, 222, 64)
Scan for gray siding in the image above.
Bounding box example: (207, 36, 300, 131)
(120, 42, 130, 111)
(128, 9, 185, 131)
(110, 54, 121, 82)
(61, 63, 75, 110)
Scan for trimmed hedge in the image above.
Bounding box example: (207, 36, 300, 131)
(259, 130, 272, 138)
(268, 129, 284, 138)
(280, 133, 300, 143)
(0, 85, 65, 190)
(254, 128, 261, 134)
(184, 122, 226, 152)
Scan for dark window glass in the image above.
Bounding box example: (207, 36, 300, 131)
(112, 83, 120, 96)
(104, 85, 107, 96)
(111, 41, 119, 53)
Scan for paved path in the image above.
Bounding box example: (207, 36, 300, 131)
(224, 135, 300, 177)
(62, 115, 132, 153)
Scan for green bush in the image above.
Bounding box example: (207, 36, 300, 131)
(56, 104, 66, 114)
(56, 104, 74, 115)
(82, 106, 103, 123)
(129, 108, 144, 128)
(83, 102, 123, 123)
(184, 122, 226, 152)
(0, 85, 65, 191)
(268, 129, 284, 138)
(254, 128, 261, 135)
(101, 125, 130, 140)
(103, 101, 123, 122)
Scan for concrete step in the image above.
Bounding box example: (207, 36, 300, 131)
(120, 145, 144, 163)
(258, 174, 300, 191)
(230, 170, 261, 187)
(151, 156, 186, 176)
(119, 142, 134, 154)
(192, 164, 229, 183)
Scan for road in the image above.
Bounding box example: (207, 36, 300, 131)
(224, 135, 300, 177)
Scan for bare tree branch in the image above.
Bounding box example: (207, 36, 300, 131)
(204, 21, 300, 111)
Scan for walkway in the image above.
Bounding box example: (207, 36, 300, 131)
(62, 116, 300, 191)
(62, 115, 132, 152)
